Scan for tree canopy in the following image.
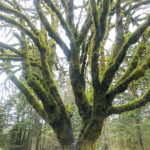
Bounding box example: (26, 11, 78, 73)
(0, 0, 150, 150)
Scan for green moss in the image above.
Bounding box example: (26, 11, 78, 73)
(133, 68, 145, 80)
(78, 116, 105, 150)
(141, 56, 150, 70)
(143, 27, 150, 40)
(87, 85, 94, 105)
(49, 83, 57, 91)
(8, 73, 49, 121)
(89, 0, 99, 31)
(109, 87, 150, 115)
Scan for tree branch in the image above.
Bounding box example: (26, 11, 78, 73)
(107, 87, 150, 115)
(27, 78, 60, 117)
(0, 1, 39, 34)
(115, 28, 150, 85)
(69, 47, 91, 123)
(111, 0, 124, 58)
(34, 0, 70, 60)
(0, 42, 21, 56)
(124, 0, 150, 16)
(60, 0, 67, 10)
(0, 56, 21, 61)
(0, 14, 37, 42)
(107, 55, 150, 99)
(100, 15, 150, 93)
(91, 0, 110, 93)
(42, 0, 75, 47)
(7, 72, 49, 122)
(89, 0, 99, 32)
(76, 10, 92, 47)
(67, 0, 75, 29)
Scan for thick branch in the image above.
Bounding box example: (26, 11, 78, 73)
(89, 0, 99, 31)
(34, 0, 70, 60)
(7, 72, 49, 122)
(107, 56, 150, 99)
(27, 78, 59, 117)
(43, 0, 75, 47)
(70, 51, 91, 123)
(91, 0, 110, 92)
(108, 88, 150, 115)
(100, 15, 150, 93)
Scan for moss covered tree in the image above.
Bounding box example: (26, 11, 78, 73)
(0, 0, 150, 149)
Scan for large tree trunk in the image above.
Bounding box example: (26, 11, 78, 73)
(50, 116, 75, 150)
(76, 117, 105, 150)
(54, 115, 105, 150)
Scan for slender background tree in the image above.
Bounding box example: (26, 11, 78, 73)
(0, 0, 150, 149)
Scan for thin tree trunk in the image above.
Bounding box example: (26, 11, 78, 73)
(102, 118, 110, 150)
(135, 110, 144, 150)
(31, 137, 38, 150)
(31, 113, 41, 150)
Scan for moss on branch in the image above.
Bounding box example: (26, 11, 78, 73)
(42, 0, 75, 47)
(0, 1, 39, 34)
(76, 11, 92, 47)
(107, 67, 145, 98)
(89, 0, 99, 32)
(124, 0, 150, 16)
(114, 28, 150, 86)
(116, 41, 146, 85)
(108, 88, 150, 115)
(106, 54, 150, 100)
(34, 0, 70, 60)
(0, 56, 21, 61)
(0, 14, 37, 42)
(99, 0, 110, 39)
(0, 42, 21, 55)
(27, 78, 59, 116)
(66, 0, 75, 29)
(100, 15, 150, 94)
(70, 50, 91, 123)
(90, 0, 110, 93)
(7, 72, 49, 122)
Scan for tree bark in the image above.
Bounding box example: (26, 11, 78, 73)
(76, 117, 105, 150)
(31, 137, 38, 150)
(135, 110, 144, 150)
(50, 117, 75, 150)
(55, 115, 105, 150)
